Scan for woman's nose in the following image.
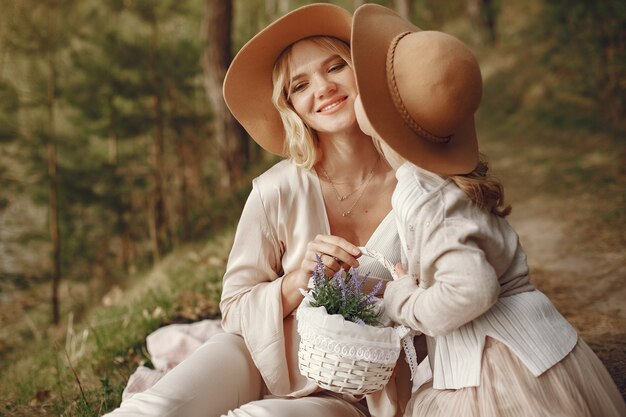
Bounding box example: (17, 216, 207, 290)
(314, 76, 337, 98)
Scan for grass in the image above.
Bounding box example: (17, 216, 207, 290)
(0, 231, 234, 416)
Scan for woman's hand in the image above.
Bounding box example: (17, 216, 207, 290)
(301, 234, 362, 278)
(281, 234, 362, 317)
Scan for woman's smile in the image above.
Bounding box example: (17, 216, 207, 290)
(317, 96, 348, 113)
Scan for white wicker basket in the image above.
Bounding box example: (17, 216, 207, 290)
(296, 247, 403, 395)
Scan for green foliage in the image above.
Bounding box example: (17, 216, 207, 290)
(309, 258, 383, 326)
(0, 0, 223, 291)
(539, 0, 626, 122)
(0, 79, 19, 142)
(410, 0, 467, 29)
(476, 1, 625, 251)
(0, 228, 232, 416)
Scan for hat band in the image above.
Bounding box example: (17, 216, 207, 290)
(386, 31, 451, 144)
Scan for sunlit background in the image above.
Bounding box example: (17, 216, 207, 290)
(0, 0, 624, 415)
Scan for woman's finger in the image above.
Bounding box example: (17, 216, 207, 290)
(306, 237, 360, 268)
(315, 234, 361, 257)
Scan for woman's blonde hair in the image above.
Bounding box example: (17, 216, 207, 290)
(449, 154, 512, 217)
(271, 36, 352, 169)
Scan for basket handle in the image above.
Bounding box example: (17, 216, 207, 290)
(358, 247, 421, 382)
(358, 246, 399, 281)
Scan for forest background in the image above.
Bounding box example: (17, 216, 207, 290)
(0, 0, 624, 415)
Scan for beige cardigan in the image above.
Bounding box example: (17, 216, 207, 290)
(384, 163, 577, 389)
(219, 160, 410, 416)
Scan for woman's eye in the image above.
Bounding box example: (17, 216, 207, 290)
(328, 62, 347, 72)
(290, 81, 308, 94)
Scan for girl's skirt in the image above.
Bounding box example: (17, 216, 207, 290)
(406, 337, 625, 417)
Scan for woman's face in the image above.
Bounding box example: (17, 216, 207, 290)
(286, 39, 358, 135)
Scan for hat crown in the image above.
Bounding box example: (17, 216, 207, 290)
(223, 4, 352, 156)
(391, 31, 482, 138)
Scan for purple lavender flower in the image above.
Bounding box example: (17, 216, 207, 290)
(308, 256, 382, 326)
(312, 254, 325, 287)
(362, 280, 383, 307)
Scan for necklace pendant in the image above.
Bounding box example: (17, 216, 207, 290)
(319, 155, 380, 221)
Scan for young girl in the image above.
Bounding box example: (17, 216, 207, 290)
(351, 4, 626, 417)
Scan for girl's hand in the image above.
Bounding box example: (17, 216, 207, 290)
(395, 263, 407, 278)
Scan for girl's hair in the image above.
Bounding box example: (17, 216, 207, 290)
(271, 36, 352, 169)
(449, 154, 512, 217)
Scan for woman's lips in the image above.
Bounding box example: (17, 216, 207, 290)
(317, 96, 348, 113)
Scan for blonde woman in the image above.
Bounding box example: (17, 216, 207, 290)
(105, 4, 412, 417)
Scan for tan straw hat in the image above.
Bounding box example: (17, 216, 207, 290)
(352, 4, 482, 175)
(223, 4, 352, 156)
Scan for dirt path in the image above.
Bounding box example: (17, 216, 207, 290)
(509, 199, 626, 398)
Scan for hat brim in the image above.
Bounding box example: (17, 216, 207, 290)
(223, 4, 352, 156)
(352, 4, 478, 175)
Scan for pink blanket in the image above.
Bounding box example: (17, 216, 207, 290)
(122, 319, 223, 400)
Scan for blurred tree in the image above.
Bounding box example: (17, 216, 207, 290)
(395, 0, 413, 20)
(66, 0, 211, 267)
(466, 0, 499, 44)
(63, 23, 153, 276)
(0, 0, 276, 330)
(2, 0, 82, 324)
(116, 0, 177, 262)
(45, 2, 62, 324)
(411, 0, 466, 30)
(541, 0, 626, 123)
(202, 0, 249, 190)
(266, 0, 290, 21)
(0, 80, 19, 144)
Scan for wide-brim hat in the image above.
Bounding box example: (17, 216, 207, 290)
(352, 4, 482, 175)
(223, 4, 352, 156)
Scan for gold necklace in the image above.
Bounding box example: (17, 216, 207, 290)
(319, 155, 380, 217)
(319, 155, 380, 202)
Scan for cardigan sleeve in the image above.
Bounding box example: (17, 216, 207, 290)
(218, 183, 292, 391)
(220, 183, 284, 334)
(384, 215, 501, 337)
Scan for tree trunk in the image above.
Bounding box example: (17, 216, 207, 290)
(266, 0, 290, 22)
(480, 0, 497, 44)
(278, 0, 289, 16)
(167, 86, 189, 244)
(202, 0, 248, 190)
(265, 0, 277, 21)
(148, 15, 168, 261)
(394, 0, 412, 20)
(466, 0, 498, 44)
(107, 97, 118, 165)
(46, 2, 61, 325)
